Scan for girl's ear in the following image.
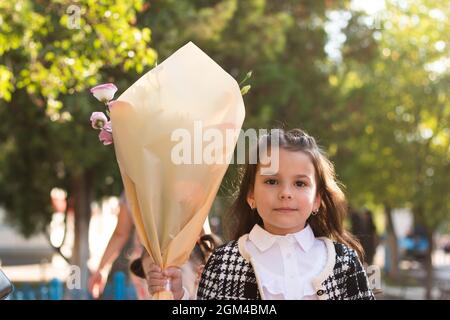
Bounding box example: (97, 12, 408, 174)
(246, 190, 255, 209)
(313, 192, 321, 212)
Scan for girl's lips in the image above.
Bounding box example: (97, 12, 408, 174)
(274, 208, 298, 212)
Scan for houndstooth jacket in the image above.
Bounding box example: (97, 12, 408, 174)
(197, 234, 375, 300)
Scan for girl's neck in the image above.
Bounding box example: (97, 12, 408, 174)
(261, 223, 306, 236)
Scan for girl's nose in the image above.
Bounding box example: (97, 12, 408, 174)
(279, 187, 293, 200)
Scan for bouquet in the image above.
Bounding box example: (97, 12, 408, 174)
(89, 42, 247, 299)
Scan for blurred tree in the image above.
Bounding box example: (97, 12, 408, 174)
(335, 0, 449, 298)
(0, 0, 157, 294)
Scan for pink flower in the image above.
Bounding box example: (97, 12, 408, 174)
(99, 129, 113, 145)
(103, 121, 112, 132)
(98, 121, 113, 145)
(90, 112, 108, 130)
(90, 83, 118, 103)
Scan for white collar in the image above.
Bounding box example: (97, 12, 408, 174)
(248, 224, 316, 253)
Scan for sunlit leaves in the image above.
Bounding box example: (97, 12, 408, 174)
(335, 0, 449, 228)
(0, 0, 157, 111)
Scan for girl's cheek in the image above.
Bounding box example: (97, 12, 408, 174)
(298, 190, 315, 201)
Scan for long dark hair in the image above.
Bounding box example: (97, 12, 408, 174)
(225, 128, 364, 260)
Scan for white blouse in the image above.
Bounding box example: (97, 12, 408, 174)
(245, 224, 327, 300)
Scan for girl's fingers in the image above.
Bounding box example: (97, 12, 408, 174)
(148, 285, 165, 293)
(163, 267, 181, 278)
(147, 279, 167, 287)
(146, 271, 165, 279)
(148, 264, 162, 272)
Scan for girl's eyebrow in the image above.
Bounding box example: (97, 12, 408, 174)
(294, 174, 311, 179)
(294, 174, 312, 182)
(259, 173, 312, 181)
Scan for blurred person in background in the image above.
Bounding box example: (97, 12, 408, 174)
(88, 192, 149, 299)
(350, 207, 379, 265)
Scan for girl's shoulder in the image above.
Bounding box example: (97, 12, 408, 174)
(332, 241, 356, 255)
(205, 239, 247, 264)
(330, 240, 361, 265)
(202, 239, 250, 273)
(212, 239, 239, 255)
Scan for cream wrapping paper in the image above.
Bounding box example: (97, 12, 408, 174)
(110, 42, 245, 299)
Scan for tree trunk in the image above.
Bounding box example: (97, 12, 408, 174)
(384, 204, 399, 279)
(422, 224, 434, 299)
(71, 172, 93, 299)
(413, 206, 434, 299)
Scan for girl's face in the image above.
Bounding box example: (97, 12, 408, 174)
(247, 148, 321, 235)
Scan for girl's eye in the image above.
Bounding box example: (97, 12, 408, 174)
(264, 179, 278, 185)
(295, 181, 306, 187)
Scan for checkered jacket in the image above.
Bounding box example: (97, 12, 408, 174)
(197, 237, 375, 300)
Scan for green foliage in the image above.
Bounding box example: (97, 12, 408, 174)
(334, 0, 450, 228)
(0, 0, 156, 236)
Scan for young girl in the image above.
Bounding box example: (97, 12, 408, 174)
(147, 128, 374, 300)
